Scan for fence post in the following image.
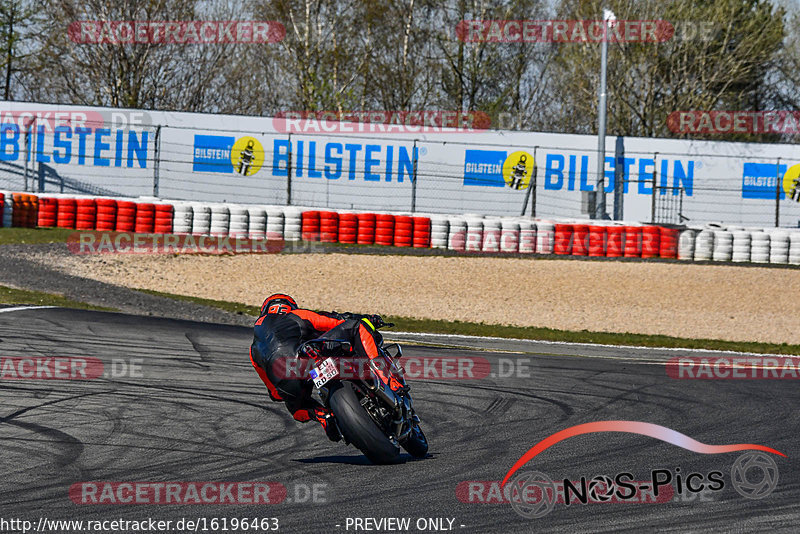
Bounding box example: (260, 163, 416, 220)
(411, 139, 418, 212)
(152, 125, 161, 197)
(774, 157, 782, 227)
(651, 152, 658, 223)
(287, 133, 293, 205)
(520, 146, 538, 217)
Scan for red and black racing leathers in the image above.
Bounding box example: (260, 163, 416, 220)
(249, 308, 384, 425)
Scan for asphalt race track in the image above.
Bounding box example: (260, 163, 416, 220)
(1, 307, 798, 533)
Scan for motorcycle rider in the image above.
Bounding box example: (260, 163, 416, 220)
(249, 293, 398, 442)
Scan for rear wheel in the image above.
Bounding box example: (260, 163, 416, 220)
(328, 382, 401, 464)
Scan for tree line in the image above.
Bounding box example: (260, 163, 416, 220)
(1, 0, 798, 143)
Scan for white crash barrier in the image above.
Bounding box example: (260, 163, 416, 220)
(190, 203, 211, 236)
(171, 202, 194, 234)
(535, 221, 554, 254)
(677, 228, 696, 260)
(749, 231, 769, 263)
(693, 229, 714, 261)
(519, 219, 537, 254)
(430, 214, 449, 249)
(711, 230, 733, 262)
(790, 232, 800, 265)
(447, 216, 467, 251)
(283, 207, 302, 241)
(266, 207, 285, 239)
(499, 219, 520, 253)
(246, 207, 267, 239)
(228, 204, 249, 238)
(481, 217, 502, 252)
(731, 231, 751, 263)
(209, 204, 230, 237)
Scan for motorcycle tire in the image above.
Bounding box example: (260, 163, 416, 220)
(328, 382, 401, 465)
(400, 424, 428, 458)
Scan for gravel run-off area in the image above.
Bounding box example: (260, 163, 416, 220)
(29, 251, 800, 345)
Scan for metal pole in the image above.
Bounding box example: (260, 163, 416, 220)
(411, 139, 418, 212)
(595, 9, 614, 220)
(286, 133, 293, 205)
(23, 119, 31, 192)
(651, 152, 658, 223)
(775, 157, 781, 227)
(152, 125, 161, 197)
(520, 146, 538, 217)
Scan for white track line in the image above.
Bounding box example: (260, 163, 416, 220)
(386, 330, 800, 358)
(0, 305, 57, 314)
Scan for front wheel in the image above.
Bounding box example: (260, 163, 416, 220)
(328, 382, 401, 465)
(400, 424, 428, 458)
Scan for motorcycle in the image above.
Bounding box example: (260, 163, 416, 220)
(299, 325, 428, 464)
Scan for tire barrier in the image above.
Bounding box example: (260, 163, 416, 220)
(500, 219, 519, 253)
(37, 196, 58, 228)
(606, 226, 624, 257)
(283, 208, 302, 241)
(356, 213, 376, 245)
(3, 189, 800, 267)
(154, 203, 174, 234)
(57, 198, 77, 229)
(75, 199, 97, 230)
(319, 211, 339, 243)
(447, 216, 466, 252)
(658, 227, 680, 259)
(677, 228, 696, 260)
(266, 207, 285, 241)
(301, 210, 321, 241)
(375, 214, 395, 246)
(712, 230, 733, 262)
(1, 192, 12, 228)
(693, 229, 714, 261)
(535, 222, 554, 254)
(480, 217, 501, 252)
(95, 199, 118, 231)
(624, 226, 642, 258)
(227, 205, 249, 238)
(12, 193, 38, 228)
(731, 231, 751, 263)
(749, 231, 769, 263)
(769, 230, 790, 265)
(246, 207, 267, 239)
(641, 226, 661, 258)
(430, 215, 448, 249)
(519, 220, 536, 254)
(190, 203, 211, 236)
(588, 225, 606, 257)
(116, 201, 137, 232)
(412, 217, 431, 248)
(172, 203, 194, 235)
(554, 223, 573, 255)
(338, 213, 358, 244)
(393, 215, 413, 247)
(208, 204, 230, 237)
(572, 224, 589, 256)
(465, 216, 483, 252)
(134, 203, 156, 234)
(790, 233, 800, 265)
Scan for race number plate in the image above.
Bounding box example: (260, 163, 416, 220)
(310, 357, 339, 388)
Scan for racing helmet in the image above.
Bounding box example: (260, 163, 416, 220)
(261, 293, 298, 315)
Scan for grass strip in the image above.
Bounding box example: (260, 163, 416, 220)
(135, 288, 800, 355)
(0, 285, 115, 311)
